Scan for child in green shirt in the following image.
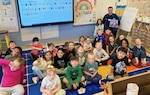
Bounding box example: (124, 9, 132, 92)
(63, 56, 85, 89)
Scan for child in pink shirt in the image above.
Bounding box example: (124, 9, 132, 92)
(0, 58, 25, 95)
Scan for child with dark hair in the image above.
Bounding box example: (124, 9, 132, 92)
(103, 28, 113, 45)
(63, 56, 85, 90)
(30, 37, 43, 61)
(121, 38, 131, 63)
(54, 48, 67, 75)
(46, 43, 58, 58)
(5, 41, 16, 56)
(79, 36, 85, 47)
(0, 58, 25, 95)
(32, 51, 53, 84)
(109, 46, 130, 78)
(106, 36, 118, 59)
(65, 41, 76, 63)
(94, 19, 104, 37)
(5, 46, 22, 61)
(116, 34, 125, 46)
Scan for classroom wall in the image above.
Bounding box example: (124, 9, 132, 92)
(4, 0, 118, 46)
(8, 24, 94, 46)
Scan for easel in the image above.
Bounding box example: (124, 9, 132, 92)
(0, 30, 10, 51)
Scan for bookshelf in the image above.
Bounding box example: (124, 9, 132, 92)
(131, 21, 150, 53)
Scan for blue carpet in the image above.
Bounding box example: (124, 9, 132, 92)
(0, 47, 150, 95)
(0, 66, 2, 83)
(29, 83, 42, 95)
(66, 84, 103, 95)
(128, 66, 150, 76)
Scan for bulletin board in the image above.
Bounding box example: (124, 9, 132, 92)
(74, 0, 97, 25)
(0, 0, 19, 32)
(127, 0, 150, 16)
(74, 0, 117, 26)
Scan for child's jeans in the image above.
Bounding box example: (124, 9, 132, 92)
(32, 66, 46, 79)
(0, 84, 24, 95)
(135, 50, 146, 59)
(85, 73, 102, 84)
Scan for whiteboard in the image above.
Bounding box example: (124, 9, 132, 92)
(0, 0, 19, 32)
(119, 7, 138, 32)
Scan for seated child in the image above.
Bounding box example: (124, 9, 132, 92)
(83, 53, 102, 85)
(5, 41, 16, 56)
(121, 38, 131, 62)
(5, 46, 22, 61)
(32, 51, 53, 84)
(94, 19, 104, 37)
(54, 48, 67, 75)
(116, 34, 125, 46)
(40, 67, 66, 95)
(0, 58, 25, 95)
(109, 47, 130, 78)
(103, 28, 112, 45)
(79, 36, 85, 47)
(106, 36, 117, 59)
(30, 37, 43, 61)
(84, 36, 93, 52)
(46, 43, 58, 58)
(76, 46, 86, 67)
(93, 29, 104, 47)
(63, 56, 85, 90)
(132, 38, 147, 66)
(65, 41, 76, 63)
(93, 42, 109, 66)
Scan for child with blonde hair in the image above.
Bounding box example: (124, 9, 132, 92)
(0, 58, 25, 95)
(40, 67, 66, 95)
(93, 42, 109, 66)
(84, 36, 93, 52)
(76, 46, 86, 67)
(132, 39, 147, 66)
(84, 53, 102, 85)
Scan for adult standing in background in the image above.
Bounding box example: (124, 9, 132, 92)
(103, 6, 120, 38)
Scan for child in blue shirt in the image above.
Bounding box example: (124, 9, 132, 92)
(83, 53, 102, 85)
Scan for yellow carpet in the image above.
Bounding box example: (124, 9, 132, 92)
(98, 65, 111, 79)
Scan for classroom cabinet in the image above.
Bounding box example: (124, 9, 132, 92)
(131, 21, 150, 53)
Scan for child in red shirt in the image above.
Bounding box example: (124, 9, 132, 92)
(30, 37, 43, 61)
(104, 28, 113, 45)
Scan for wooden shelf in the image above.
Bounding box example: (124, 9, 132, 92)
(131, 21, 150, 53)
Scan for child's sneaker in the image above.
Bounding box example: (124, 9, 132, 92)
(32, 77, 39, 84)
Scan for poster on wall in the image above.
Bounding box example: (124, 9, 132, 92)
(74, 0, 97, 25)
(116, 5, 126, 20)
(0, 0, 19, 32)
